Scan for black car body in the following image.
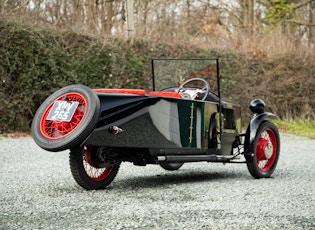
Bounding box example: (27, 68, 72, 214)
(32, 58, 280, 190)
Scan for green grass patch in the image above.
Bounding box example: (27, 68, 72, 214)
(274, 119, 315, 139)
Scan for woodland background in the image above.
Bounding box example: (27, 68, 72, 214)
(0, 0, 314, 133)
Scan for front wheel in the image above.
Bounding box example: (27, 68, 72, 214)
(69, 146, 120, 190)
(245, 121, 280, 178)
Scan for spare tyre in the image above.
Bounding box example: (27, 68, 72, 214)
(31, 84, 100, 152)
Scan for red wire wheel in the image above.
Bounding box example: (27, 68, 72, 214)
(40, 92, 88, 140)
(255, 128, 277, 172)
(32, 85, 100, 152)
(69, 146, 120, 190)
(246, 121, 280, 178)
(83, 146, 114, 181)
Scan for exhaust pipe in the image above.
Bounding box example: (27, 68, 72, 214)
(156, 154, 226, 163)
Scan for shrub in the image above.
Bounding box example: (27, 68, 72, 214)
(0, 19, 314, 133)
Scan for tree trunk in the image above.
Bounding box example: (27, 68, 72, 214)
(239, 0, 254, 34)
(103, 0, 113, 35)
(309, 1, 314, 45)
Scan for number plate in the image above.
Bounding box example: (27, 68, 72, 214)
(46, 101, 79, 122)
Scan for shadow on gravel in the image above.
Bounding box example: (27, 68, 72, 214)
(114, 170, 245, 189)
(51, 171, 245, 192)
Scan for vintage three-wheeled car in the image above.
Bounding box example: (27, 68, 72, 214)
(32, 58, 280, 190)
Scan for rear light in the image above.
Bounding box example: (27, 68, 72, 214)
(108, 126, 123, 135)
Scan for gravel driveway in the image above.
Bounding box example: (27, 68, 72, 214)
(0, 133, 314, 230)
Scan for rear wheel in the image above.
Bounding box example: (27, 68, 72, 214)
(159, 162, 184, 171)
(246, 121, 280, 178)
(31, 84, 100, 152)
(69, 146, 120, 190)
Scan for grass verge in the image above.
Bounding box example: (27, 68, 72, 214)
(274, 119, 315, 139)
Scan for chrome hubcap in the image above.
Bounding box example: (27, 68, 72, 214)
(264, 142, 273, 159)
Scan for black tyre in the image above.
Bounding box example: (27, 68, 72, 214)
(246, 121, 280, 178)
(69, 146, 120, 190)
(159, 162, 184, 171)
(31, 84, 100, 152)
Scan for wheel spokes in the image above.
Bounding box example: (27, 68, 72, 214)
(82, 147, 113, 181)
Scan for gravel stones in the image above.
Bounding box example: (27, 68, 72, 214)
(0, 134, 314, 229)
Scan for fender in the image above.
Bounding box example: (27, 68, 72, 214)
(245, 112, 276, 155)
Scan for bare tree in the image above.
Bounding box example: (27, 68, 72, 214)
(1, 0, 314, 47)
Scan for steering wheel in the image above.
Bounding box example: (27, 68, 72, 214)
(177, 78, 210, 100)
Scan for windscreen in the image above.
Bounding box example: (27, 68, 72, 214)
(151, 58, 219, 94)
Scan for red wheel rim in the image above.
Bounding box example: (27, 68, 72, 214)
(82, 146, 114, 181)
(40, 92, 88, 140)
(255, 128, 277, 172)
